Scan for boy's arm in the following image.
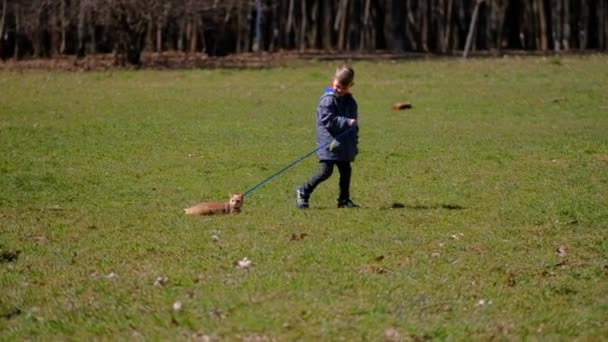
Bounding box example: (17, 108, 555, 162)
(318, 96, 351, 132)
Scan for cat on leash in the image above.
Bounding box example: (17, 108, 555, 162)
(184, 193, 244, 215)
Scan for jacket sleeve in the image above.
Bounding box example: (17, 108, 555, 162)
(318, 96, 349, 133)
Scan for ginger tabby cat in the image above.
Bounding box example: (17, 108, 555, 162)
(184, 193, 244, 215)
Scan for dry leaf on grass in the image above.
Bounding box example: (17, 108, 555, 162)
(451, 233, 465, 240)
(507, 272, 517, 287)
(191, 332, 217, 342)
(290, 233, 308, 241)
(235, 257, 253, 269)
(0, 250, 21, 263)
(105, 272, 118, 279)
(172, 301, 183, 312)
(384, 327, 401, 341)
(359, 263, 390, 274)
(475, 299, 492, 307)
(154, 276, 169, 287)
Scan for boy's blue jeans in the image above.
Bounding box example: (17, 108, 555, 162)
(302, 161, 352, 201)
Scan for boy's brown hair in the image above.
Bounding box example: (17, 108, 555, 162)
(334, 65, 355, 86)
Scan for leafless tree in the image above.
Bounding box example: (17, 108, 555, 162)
(101, 0, 150, 65)
(2, 0, 608, 64)
(0, 0, 7, 55)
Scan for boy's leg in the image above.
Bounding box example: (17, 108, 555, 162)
(336, 162, 352, 201)
(337, 162, 359, 208)
(303, 161, 334, 194)
(296, 161, 334, 208)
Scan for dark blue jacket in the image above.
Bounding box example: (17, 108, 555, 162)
(315, 87, 359, 162)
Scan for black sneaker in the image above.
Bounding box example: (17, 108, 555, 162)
(295, 188, 309, 209)
(338, 199, 360, 208)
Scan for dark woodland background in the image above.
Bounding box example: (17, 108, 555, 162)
(1, 0, 607, 65)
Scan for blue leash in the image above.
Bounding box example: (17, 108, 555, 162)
(243, 126, 355, 196)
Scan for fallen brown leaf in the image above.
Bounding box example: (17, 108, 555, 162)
(556, 245, 567, 257)
(384, 327, 401, 341)
(0, 250, 21, 263)
(154, 276, 169, 287)
(290, 233, 308, 241)
(359, 263, 389, 274)
(507, 272, 516, 287)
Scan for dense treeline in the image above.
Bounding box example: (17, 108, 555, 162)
(1, 0, 607, 65)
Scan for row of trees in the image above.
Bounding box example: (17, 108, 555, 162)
(1, 0, 607, 65)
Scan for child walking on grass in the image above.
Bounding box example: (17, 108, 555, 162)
(295, 65, 359, 209)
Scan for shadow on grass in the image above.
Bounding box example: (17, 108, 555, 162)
(383, 202, 467, 210)
(306, 202, 467, 210)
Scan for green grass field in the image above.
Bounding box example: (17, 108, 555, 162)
(1, 56, 607, 340)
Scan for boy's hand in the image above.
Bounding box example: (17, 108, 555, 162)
(328, 139, 340, 152)
(347, 118, 357, 127)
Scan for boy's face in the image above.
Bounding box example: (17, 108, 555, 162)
(332, 79, 353, 97)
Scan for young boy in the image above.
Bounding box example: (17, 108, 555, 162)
(295, 65, 359, 209)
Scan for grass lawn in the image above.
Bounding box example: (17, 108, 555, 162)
(1, 55, 607, 340)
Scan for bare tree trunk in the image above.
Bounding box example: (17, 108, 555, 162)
(145, 19, 153, 52)
(538, 0, 548, 51)
(605, 2, 608, 50)
(346, 0, 361, 50)
(429, 0, 445, 51)
(78, 0, 86, 57)
(532, 0, 540, 48)
(245, 1, 253, 52)
(286, 0, 295, 47)
(89, 6, 96, 54)
(452, 0, 460, 50)
(269, 1, 277, 51)
(360, 0, 371, 51)
(156, 19, 162, 52)
(185, 18, 192, 52)
(253, 0, 263, 52)
(0, 0, 7, 54)
(599, 0, 606, 50)
(60, 0, 67, 54)
(199, 16, 207, 53)
(310, 0, 319, 49)
(299, 0, 307, 51)
(562, 0, 570, 50)
(487, 0, 502, 50)
(322, 0, 332, 49)
(13, 3, 19, 60)
(520, 1, 530, 48)
(442, 0, 454, 52)
(578, 0, 589, 49)
(235, 1, 242, 53)
(178, 17, 185, 52)
(406, 0, 418, 50)
(335, 0, 348, 51)
(420, 0, 429, 52)
(156, 4, 170, 53)
(50, 2, 60, 55)
(552, 0, 562, 51)
(496, 0, 507, 51)
(463, 0, 482, 58)
(190, 14, 198, 53)
(487, 0, 496, 50)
